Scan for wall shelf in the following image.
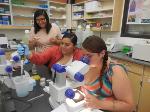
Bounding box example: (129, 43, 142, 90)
(72, 0, 125, 32)
(0, 25, 31, 29)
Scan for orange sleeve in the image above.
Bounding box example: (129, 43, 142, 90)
(29, 46, 57, 65)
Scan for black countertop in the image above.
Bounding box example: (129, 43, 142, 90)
(109, 52, 150, 67)
(3, 64, 53, 112)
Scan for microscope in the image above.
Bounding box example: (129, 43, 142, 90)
(49, 60, 103, 112)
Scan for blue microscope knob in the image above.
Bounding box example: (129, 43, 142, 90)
(5, 66, 12, 73)
(65, 88, 75, 99)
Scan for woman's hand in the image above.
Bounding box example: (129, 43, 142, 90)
(49, 37, 62, 45)
(29, 37, 43, 49)
(84, 92, 102, 109)
(49, 37, 56, 42)
(49, 38, 57, 44)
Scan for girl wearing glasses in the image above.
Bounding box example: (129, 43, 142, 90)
(29, 9, 62, 52)
(81, 35, 134, 112)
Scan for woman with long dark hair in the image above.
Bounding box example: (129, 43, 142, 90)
(29, 9, 62, 52)
(18, 32, 83, 68)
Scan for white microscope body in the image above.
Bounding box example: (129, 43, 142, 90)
(49, 60, 103, 112)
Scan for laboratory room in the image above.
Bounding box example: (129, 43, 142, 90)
(1, 0, 150, 112)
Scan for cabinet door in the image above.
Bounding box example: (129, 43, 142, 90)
(138, 76, 150, 112)
(128, 72, 142, 109)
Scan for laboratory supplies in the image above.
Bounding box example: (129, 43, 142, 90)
(13, 76, 29, 97)
(40, 77, 46, 87)
(132, 42, 150, 62)
(22, 30, 30, 45)
(49, 60, 92, 112)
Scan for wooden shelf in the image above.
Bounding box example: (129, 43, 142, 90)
(49, 1, 66, 5)
(13, 14, 33, 18)
(85, 8, 113, 13)
(0, 25, 31, 29)
(50, 17, 66, 20)
(12, 4, 47, 10)
(0, 2, 9, 5)
(85, 16, 112, 19)
(0, 0, 69, 29)
(72, 0, 124, 32)
(0, 13, 11, 16)
(127, 22, 150, 25)
(73, 1, 85, 5)
(72, 18, 84, 20)
(91, 27, 111, 32)
(50, 8, 66, 12)
(72, 9, 84, 13)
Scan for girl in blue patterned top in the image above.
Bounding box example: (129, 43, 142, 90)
(81, 35, 134, 112)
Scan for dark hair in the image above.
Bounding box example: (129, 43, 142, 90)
(34, 9, 52, 34)
(62, 32, 77, 46)
(82, 35, 108, 75)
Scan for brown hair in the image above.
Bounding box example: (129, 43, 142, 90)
(82, 35, 108, 75)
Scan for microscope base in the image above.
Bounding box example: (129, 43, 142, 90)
(49, 96, 61, 109)
(50, 102, 104, 112)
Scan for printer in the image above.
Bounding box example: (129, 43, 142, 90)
(132, 40, 150, 62)
(0, 37, 8, 48)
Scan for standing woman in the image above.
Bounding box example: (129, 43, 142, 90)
(81, 35, 134, 112)
(29, 9, 62, 52)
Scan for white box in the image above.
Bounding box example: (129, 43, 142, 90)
(132, 43, 150, 62)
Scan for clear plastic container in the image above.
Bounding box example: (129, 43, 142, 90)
(32, 64, 38, 75)
(22, 30, 30, 45)
(13, 76, 29, 97)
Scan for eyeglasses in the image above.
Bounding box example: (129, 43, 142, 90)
(36, 18, 46, 23)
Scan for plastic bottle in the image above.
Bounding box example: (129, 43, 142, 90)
(75, 25, 83, 48)
(32, 64, 38, 75)
(82, 25, 93, 43)
(22, 30, 30, 45)
(0, 48, 6, 64)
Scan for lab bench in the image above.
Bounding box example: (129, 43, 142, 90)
(3, 64, 52, 112)
(109, 52, 150, 112)
(3, 50, 150, 112)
